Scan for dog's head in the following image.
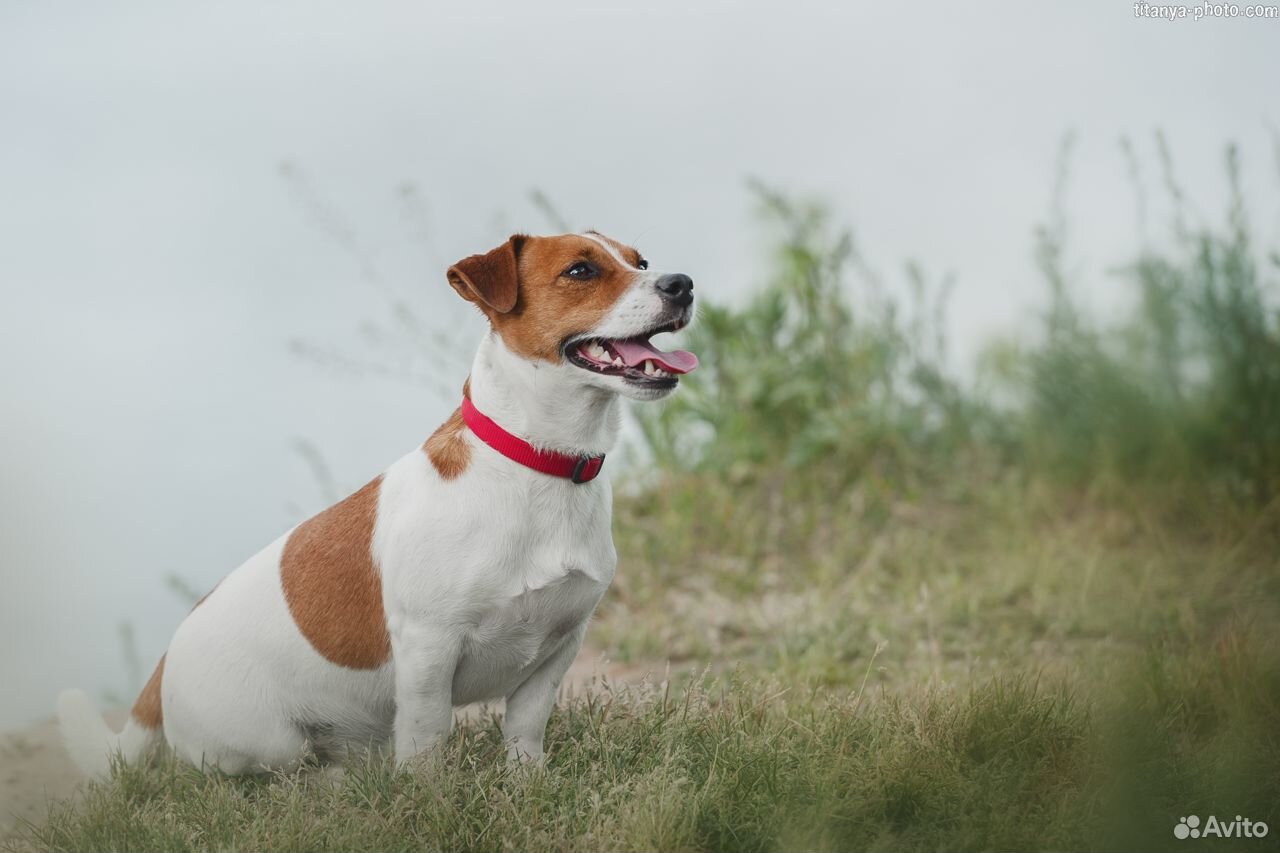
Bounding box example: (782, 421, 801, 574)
(447, 231, 697, 401)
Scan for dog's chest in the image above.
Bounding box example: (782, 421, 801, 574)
(452, 491, 615, 701)
(378, 450, 617, 702)
(451, 567, 605, 703)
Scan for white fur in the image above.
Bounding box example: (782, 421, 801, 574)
(56, 689, 159, 779)
(57, 262, 688, 774)
(579, 232, 639, 271)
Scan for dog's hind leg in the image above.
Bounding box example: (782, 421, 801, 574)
(302, 719, 391, 769)
(170, 715, 312, 776)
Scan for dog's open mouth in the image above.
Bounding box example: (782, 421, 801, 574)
(567, 333, 698, 387)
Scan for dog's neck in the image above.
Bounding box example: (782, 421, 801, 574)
(467, 332, 621, 458)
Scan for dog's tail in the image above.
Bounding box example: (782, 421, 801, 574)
(57, 657, 165, 780)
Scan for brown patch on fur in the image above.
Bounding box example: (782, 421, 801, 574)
(130, 655, 165, 730)
(424, 407, 472, 480)
(280, 477, 390, 669)
(447, 233, 643, 363)
(447, 237, 524, 313)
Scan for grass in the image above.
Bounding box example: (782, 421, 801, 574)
(12, 138, 1280, 851)
(599, 465, 1280, 682)
(18, 628, 1280, 852)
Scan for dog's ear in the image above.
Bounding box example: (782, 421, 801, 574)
(447, 235, 525, 314)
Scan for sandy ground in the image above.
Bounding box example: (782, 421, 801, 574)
(0, 648, 651, 842)
(0, 708, 127, 843)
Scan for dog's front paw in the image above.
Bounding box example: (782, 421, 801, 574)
(504, 739, 545, 766)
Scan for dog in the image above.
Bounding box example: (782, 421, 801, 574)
(58, 231, 697, 777)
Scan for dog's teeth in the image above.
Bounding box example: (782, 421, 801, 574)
(589, 343, 607, 359)
(613, 357, 623, 367)
(643, 360, 656, 375)
(655, 368, 668, 377)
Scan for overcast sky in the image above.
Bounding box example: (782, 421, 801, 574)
(2, 0, 1278, 727)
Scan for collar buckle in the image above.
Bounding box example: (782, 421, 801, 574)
(571, 455, 605, 484)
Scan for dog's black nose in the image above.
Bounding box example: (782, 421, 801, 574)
(655, 273, 694, 307)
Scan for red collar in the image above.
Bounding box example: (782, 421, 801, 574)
(460, 397, 606, 484)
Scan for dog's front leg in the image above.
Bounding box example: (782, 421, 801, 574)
(502, 623, 587, 763)
(391, 623, 462, 765)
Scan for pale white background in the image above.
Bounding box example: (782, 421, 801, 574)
(2, 0, 1278, 726)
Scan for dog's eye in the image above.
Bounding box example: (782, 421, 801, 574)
(563, 262, 597, 280)
(636, 258, 649, 270)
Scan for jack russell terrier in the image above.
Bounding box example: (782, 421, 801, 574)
(58, 231, 697, 777)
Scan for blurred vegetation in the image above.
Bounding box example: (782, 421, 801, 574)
(637, 179, 989, 496)
(636, 143, 1280, 504)
(1007, 141, 1280, 502)
(597, 140, 1280, 694)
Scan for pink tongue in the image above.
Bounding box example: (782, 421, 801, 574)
(610, 337, 699, 374)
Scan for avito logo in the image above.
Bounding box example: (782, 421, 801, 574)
(1174, 814, 1269, 840)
